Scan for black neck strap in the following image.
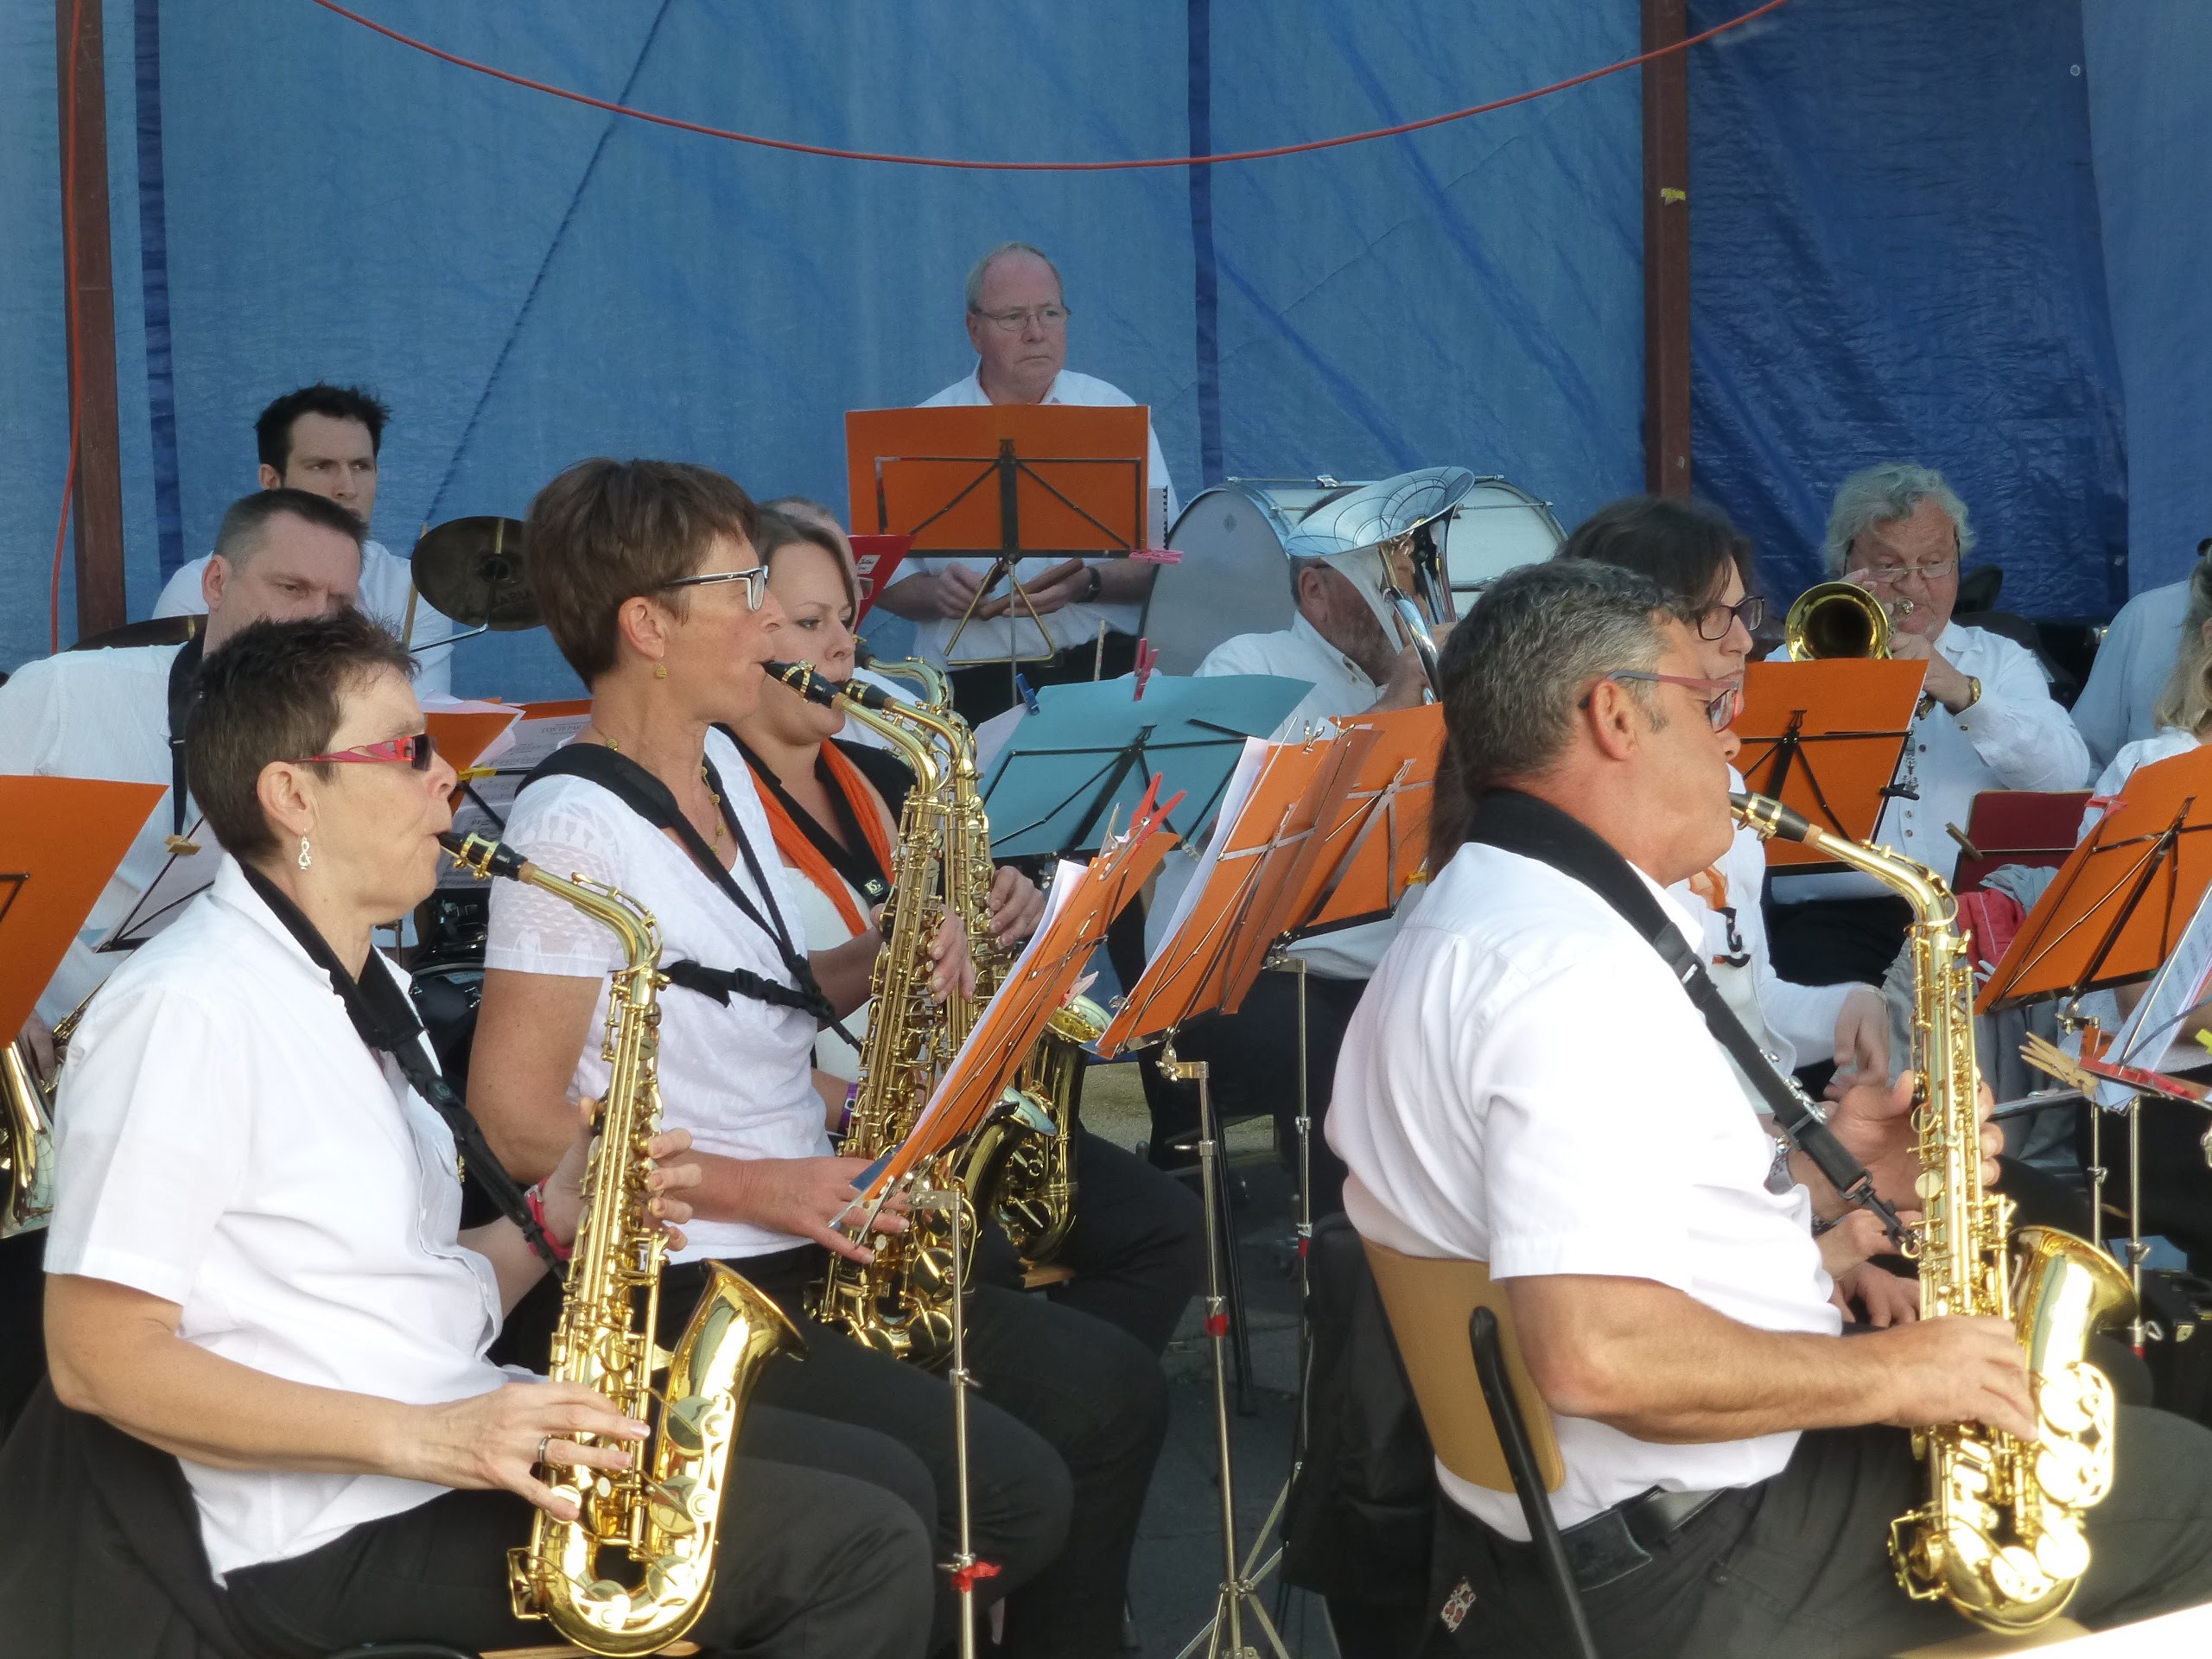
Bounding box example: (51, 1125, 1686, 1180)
(1463, 788, 1904, 1243)
(727, 729, 894, 906)
(165, 636, 206, 843)
(522, 741, 849, 1037)
(233, 861, 567, 1277)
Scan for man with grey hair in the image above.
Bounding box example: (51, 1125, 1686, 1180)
(1326, 558, 2212, 1657)
(877, 242, 1178, 720)
(1768, 462, 2088, 988)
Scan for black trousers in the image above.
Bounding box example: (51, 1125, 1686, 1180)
(0, 1229, 44, 1437)
(1421, 1408, 2212, 1657)
(225, 1459, 933, 1659)
(1137, 969, 1366, 1217)
(1042, 1129, 1206, 1355)
(1764, 894, 1914, 989)
(947, 632, 1139, 725)
(663, 1243, 1169, 1659)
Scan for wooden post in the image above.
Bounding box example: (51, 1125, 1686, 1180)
(57, 0, 128, 639)
(1643, 0, 1692, 497)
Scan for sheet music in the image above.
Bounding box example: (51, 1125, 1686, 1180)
(97, 813, 218, 950)
(1145, 737, 1271, 962)
(2095, 879, 2212, 1108)
(440, 710, 589, 886)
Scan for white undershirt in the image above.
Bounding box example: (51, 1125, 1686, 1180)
(485, 730, 827, 1261)
(1327, 841, 1840, 1539)
(45, 857, 513, 1579)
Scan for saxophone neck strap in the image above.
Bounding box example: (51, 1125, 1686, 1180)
(1464, 787, 1904, 1243)
(165, 636, 206, 843)
(523, 741, 856, 1046)
(234, 860, 567, 1278)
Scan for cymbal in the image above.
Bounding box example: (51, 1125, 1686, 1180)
(69, 614, 200, 652)
(410, 516, 538, 631)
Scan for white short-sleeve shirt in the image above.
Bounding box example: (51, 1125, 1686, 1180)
(1326, 839, 1840, 1540)
(485, 729, 827, 1261)
(0, 644, 188, 1024)
(44, 856, 512, 1579)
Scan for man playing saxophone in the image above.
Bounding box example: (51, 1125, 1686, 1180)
(0, 612, 933, 1656)
(1326, 561, 2212, 1657)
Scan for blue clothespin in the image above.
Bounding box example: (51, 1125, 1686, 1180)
(1014, 673, 1042, 716)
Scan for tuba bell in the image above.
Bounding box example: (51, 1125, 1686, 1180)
(1784, 581, 1895, 660)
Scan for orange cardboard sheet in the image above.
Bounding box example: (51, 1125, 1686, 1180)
(1099, 736, 1357, 1053)
(863, 788, 1179, 1202)
(1735, 658, 1927, 868)
(0, 777, 165, 1035)
(845, 404, 1150, 556)
(1286, 702, 1443, 940)
(1979, 745, 2212, 1012)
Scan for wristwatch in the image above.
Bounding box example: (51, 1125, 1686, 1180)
(1960, 675, 1983, 712)
(1080, 563, 1103, 603)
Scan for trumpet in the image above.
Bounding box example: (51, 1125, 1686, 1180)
(1784, 580, 1905, 660)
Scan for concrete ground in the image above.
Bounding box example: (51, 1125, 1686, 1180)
(1083, 1058, 1350, 1659)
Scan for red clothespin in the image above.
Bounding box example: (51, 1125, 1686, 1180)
(950, 1559, 1002, 1593)
(1132, 639, 1159, 701)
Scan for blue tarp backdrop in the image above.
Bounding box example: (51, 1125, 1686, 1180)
(2, 1, 2203, 690)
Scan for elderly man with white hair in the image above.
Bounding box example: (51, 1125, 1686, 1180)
(1765, 463, 2090, 989)
(875, 243, 1177, 721)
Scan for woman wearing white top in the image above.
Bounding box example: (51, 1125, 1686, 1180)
(2082, 557, 2212, 836)
(467, 460, 1170, 1659)
(15, 609, 931, 1656)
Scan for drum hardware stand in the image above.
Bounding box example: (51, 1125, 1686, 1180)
(1160, 1035, 1290, 1659)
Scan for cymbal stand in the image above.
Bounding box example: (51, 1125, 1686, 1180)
(1161, 1034, 1289, 1659)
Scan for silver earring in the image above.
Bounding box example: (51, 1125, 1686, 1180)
(297, 836, 313, 870)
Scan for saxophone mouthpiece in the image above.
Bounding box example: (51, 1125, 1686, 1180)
(764, 659, 895, 712)
(438, 828, 531, 882)
(1730, 791, 1817, 847)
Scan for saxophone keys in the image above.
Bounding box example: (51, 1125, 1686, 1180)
(2031, 1520, 2090, 1584)
(648, 1474, 704, 1535)
(1990, 1544, 2056, 1605)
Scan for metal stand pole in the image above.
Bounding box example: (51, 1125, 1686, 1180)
(2127, 1096, 2149, 1354)
(1267, 955, 1315, 1634)
(940, 1178, 990, 1658)
(1162, 1038, 1289, 1659)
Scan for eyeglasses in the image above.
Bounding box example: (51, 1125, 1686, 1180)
(1694, 594, 1766, 640)
(299, 732, 439, 770)
(1593, 671, 1742, 732)
(661, 564, 769, 611)
(974, 304, 1071, 334)
(1849, 559, 1957, 586)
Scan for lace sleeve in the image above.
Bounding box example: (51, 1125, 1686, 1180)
(483, 795, 626, 981)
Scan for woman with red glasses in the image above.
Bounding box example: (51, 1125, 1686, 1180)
(8, 609, 932, 1656)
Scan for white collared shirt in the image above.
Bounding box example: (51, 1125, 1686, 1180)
(1776, 621, 2091, 900)
(485, 729, 828, 1260)
(2070, 579, 2190, 768)
(1667, 768, 1854, 1081)
(2081, 727, 2203, 841)
(910, 368, 1178, 664)
(155, 538, 454, 695)
(45, 857, 512, 1578)
(1327, 841, 1840, 1539)
(0, 643, 188, 1024)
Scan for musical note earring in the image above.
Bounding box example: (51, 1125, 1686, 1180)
(297, 836, 313, 870)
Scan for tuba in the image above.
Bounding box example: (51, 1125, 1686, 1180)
(1784, 581, 1896, 660)
(1732, 793, 2133, 1632)
(441, 830, 802, 1656)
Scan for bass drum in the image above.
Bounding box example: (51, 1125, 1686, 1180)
(1142, 474, 1563, 677)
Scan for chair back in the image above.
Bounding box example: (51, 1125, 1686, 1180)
(1361, 1238, 1564, 1493)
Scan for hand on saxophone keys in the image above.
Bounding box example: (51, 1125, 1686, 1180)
(1809, 1069, 2004, 1225)
(1869, 1317, 2039, 1446)
(403, 1379, 652, 1523)
(538, 1104, 704, 1254)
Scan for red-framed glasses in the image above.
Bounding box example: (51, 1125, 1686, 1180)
(1591, 671, 1742, 732)
(297, 732, 439, 771)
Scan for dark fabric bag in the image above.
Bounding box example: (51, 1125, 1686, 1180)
(1281, 1212, 1438, 1610)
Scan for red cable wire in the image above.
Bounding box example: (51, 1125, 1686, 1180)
(308, 0, 1791, 171)
(51, 0, 84, 652)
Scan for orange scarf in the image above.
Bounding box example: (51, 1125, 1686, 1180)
(747, 744, 898, 937)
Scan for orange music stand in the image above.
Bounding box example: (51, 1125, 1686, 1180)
(423, 706, 524, 773)
(856, 782, 1181, 1205)
(1268, 702, 1442, 952)
(1736, 658, 1928, 868)
(1979, 745, 2212, 1013)
(845, 404, 1150, 667)
(0, 778, 166, 1034)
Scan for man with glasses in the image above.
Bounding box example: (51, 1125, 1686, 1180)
(1766, 463, 2089, 988)
(876, 243, 1178, 719)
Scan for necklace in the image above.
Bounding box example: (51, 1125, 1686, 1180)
(594, 732, 724, 845)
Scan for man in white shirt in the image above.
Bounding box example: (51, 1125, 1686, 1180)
(875, 244, 1174, 719)
(2070, 547, 2203, 767)
(1328, 559, 2212, 1656)
(154, 383, 456, 695)
(1, 488, 365, 1045)
(1768, 464, 2091, 988)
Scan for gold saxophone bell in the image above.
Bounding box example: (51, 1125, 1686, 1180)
(1784, 581, 1895, 660)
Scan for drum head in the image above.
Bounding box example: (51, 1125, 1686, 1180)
(1442, 480, 1565, 595)
(1142, 485, 1301, 677)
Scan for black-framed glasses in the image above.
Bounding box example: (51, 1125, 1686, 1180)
(298, 731, 438, 770)
(1694, 594, 1766, 640)
(1592, 671, 1742, 732)
(661, 564, 769, 611)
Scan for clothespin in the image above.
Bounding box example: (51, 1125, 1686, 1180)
(1014, 673, 1041, 716)
(1132, 639, 1159, 702)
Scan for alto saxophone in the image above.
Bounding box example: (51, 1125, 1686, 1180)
(1732, 793, 2133, 1632)
(441, 830, 802, 1657)
(3, 995, 92, 1239)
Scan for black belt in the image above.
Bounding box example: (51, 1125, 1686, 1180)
(1554, 1485, 1727, 1592)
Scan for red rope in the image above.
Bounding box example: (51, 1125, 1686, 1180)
(308, 0, 1792, 172)
(51, 0, 85, 652)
